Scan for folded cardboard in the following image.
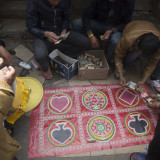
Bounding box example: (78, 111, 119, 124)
(49, 49, 78, 80)
(78, 50, 109, 80)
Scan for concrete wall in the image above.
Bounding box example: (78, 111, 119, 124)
(0, 0, 157, 20)
(151, 0, 160, 20)
(70, 0, 152, 20)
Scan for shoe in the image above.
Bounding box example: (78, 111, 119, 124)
(147, 79, 160, 93)
(130, 152, 146, 160)
(42, 67, 53, 80)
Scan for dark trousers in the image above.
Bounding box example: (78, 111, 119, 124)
(72, 19, 122, 63)
(123, 50, 160, 80)
(34, 30, 91, 71)
(147, 113, 160, 160)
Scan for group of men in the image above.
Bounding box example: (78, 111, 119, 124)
(26, 0, 160, 93)
(0, 0, 160, 159)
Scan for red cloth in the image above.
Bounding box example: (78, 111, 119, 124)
(28, 84, 156, 158)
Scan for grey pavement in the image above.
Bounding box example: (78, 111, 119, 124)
(14, 116, 131, 160)
(1, 12, 159, 160)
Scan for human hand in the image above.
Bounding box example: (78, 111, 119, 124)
(146, 99, 160, 110)
(61, 30, 67, 40)
(100, 30, 112, 40)
(145, 94, 159, 101)
(90, 36, 99, 48)
(44, 31, 60, 43)
(120, 76, 127, 87)
(0, 66, 15, 85)
(136, 81, 144, 87)
(0, 46, 13, 66)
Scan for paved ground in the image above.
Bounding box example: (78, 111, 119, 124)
(12, 45, 147, 160)
(1, 12, 159, 160)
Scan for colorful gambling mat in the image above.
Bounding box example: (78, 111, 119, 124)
(28, 84, 157, 158)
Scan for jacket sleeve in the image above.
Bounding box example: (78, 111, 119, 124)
(142, 51, 160, 82)
(0, 40, 5, 48)
(0, 80, 14, 116)
(0, 81, 21, 159)
(62, 0, 70, 31)
(82, 0, 97, 34)
(114, 35, 128, 73)
(115, 0, 135, 32)
(26, 0, 45, 39)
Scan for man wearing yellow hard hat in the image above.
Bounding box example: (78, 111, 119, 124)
(0, 40, 43, 160)
(0, 40, 21, 160)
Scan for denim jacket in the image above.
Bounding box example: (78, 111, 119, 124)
(26, 0, 70, 39)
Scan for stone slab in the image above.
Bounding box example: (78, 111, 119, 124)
(14, 45, 33, 62)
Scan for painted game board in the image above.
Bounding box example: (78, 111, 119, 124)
(28, 84, 157, 158)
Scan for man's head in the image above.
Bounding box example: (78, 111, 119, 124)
(48, 0, 61, 6)
(137, 33, 160, 57)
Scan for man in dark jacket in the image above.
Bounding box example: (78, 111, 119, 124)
(72, 0, 134, 63)
(26, 0, 91, 79)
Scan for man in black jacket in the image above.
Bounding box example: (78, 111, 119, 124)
(26, 0, 91, 79)
(72, 0, 134, 63)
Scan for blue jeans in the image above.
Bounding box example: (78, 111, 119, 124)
(72, 19, 122, 63)
(34, 30, 91, 71)
(123, 50, 160, 80)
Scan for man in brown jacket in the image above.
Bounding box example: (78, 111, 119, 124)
(114, 20, 160, 90)
(0, 42, 21, 160)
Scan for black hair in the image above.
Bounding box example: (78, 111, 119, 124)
(137, 32, 160, 56)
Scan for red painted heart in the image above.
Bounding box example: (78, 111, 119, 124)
(50, 96, 69, 112)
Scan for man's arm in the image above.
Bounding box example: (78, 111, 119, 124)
(114, 35, 128, 86)
(0, 67, 21, 159)
(0, 82, 21, 159)
(26, 0, 45, 39)
(0, 81, 14, 116)
(145, 94, 160, 110)
(61, 0, 70, 32)
(0, 40, 13, 66)
(114, 36, 128, 74)
(114, 0, 135, 33)
(82, 0, 97, 35)
(82, 0, 99, 48)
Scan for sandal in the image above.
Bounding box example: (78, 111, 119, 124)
(42, 67, 53, 80)
(130, 152, 147, 160)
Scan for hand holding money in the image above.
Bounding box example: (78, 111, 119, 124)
(0, 66, 15, 85)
